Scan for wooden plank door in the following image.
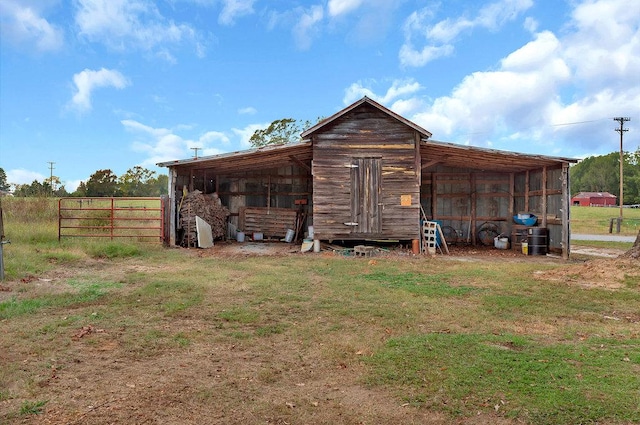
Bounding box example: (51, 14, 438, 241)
(350, 158, 382, 234)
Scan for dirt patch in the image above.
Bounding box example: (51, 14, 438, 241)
(534, 257, 640, 290)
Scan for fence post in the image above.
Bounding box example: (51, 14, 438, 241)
(616, 217, 622, 234)
(609, 218, 614, 234)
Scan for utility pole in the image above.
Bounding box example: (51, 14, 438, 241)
(47, 161, 56, 196)
(191, 147, 201, 159)
(613, 117, 630, 219)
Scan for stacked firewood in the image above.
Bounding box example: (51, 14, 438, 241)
(179, 190, 229, 245)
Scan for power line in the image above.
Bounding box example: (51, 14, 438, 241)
(459, 117, 611, 137)
(550, 118, 603, 127)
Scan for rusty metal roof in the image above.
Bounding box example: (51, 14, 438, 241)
(421, 139, 578, 173)
(156, 141, 313, 174)
(572, 191, 616, 198)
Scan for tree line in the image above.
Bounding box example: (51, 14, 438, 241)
(0, 166, 168, 198)
(570, 147, 640, 205)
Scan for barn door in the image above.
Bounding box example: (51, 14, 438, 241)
(350, 158, 382, 234)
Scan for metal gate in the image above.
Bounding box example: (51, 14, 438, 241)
(58, 197, 165, 242)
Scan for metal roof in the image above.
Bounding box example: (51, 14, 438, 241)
(572, 192, 616, 198)
(157, 141, 313, 174)
(421, 139, 578, 173)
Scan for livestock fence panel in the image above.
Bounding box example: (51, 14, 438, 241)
(59, 197, 166, 243)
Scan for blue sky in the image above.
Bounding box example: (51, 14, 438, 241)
(1, 0, 638, 192)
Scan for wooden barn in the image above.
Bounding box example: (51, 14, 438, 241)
(571, 192, 617, 207)
(158, 97, 578, 258)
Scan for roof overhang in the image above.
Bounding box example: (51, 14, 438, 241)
(157, 141, 313, 175)
(421, 139, 578, 173)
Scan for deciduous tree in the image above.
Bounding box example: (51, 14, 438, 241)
(85, 169, 118, 197)
(0, 168, 9, 192)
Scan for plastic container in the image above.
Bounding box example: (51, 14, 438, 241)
(513, 214, 537, 226)
(521, 241, 528, 255)
(252, 232, 263, 241)
(285, 229, 294, 243)
(494, 237, 509, 250)
(236, 231, 245, 242)
(313, 239, 320, 252)
(307, 225, 314, 239)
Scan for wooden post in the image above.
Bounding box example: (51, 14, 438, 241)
(509, 173, 515, 221)
(431, 173, 437, 219)
(471, 173, 477, 245)
(541, 166, 548, 227)
(524, 170, 530, 212)
(561, 162, 570, 260)
(168, 168, 177, 246)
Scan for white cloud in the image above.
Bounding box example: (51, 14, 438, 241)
(292, 5, 324, 50)
(327, 0, 363, 17)
(63, 179, 83, 192)
(238, 106, 257, 115)
(69, 68, 130, 113)
(200, 131, 230, 145)
(523, 16, 538, 33)
(500, 31, 562, 71)
(351, 0, 640, 158)
(343, 79, 423, 105)
(219, 0, 255, 25)
(400, 0, 533, 67)
(6, 168, 46, 186)
(563, 0, 640, 90)
(398, 44, 454, 68)
(74, 0, 203, 59)
(0, 0, 64, 52)
(233, 122, 269, 149)
(122, 120, 232, 167)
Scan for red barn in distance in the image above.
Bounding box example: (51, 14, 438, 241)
(571, 192, 617, 207)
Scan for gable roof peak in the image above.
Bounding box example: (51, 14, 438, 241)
(301, 96, 432, 139)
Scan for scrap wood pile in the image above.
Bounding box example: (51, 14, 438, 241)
(179, 190, 229, 246)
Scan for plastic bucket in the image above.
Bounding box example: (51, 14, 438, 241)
(285, 229, 295, 243)
(521, 241, 528, 255)
(237, 231, 245, 242)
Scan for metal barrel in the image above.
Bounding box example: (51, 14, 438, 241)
(527, 227, 547, 255)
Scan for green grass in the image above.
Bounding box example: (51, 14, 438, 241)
(19, 400, 47, 416)
(0, 287, 107, 320)
(366, 333, 640, 424)
(571, 239, 633, 250)
(571, 205, 640, 235)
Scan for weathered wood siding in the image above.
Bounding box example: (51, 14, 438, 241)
(311, 104, 420, 240)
